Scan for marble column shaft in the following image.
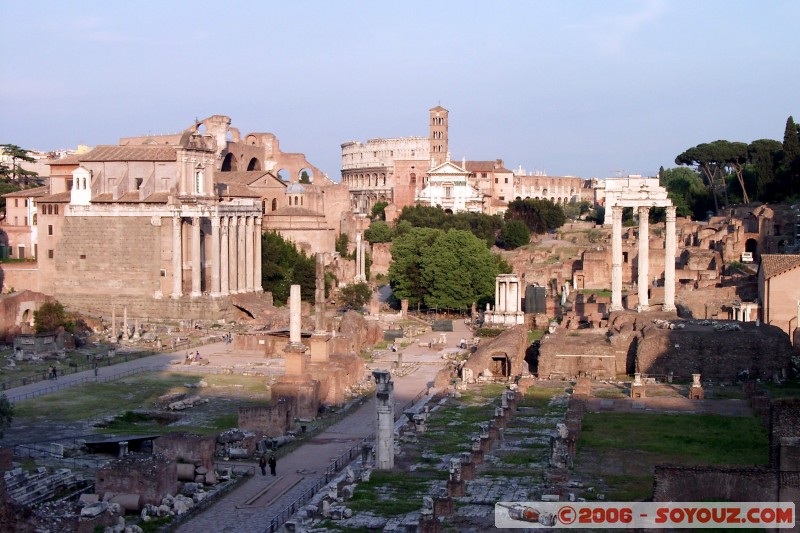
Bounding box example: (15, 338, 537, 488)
(210, 216, 221, 297)
(220, 217, 230, 296)
(237, 217, 246, 292)
(254, 217, 263, 291)
(245, 216, 254, 292)
(171, 215, 183, 298)
(191, 216, 201, 298)
(611, 206, 623, 311)
(663, 206, 677, 312)
(638, 206, 650, 311)
(289, 284, 301, 345)
(228, 217, 238, 293)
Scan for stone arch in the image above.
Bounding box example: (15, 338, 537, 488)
(17, 303, 36, 327)
(277, 169, 291, 182)
(271, 198, 278, 211)
(444, 208, 454, 214)
(247, 157, 261, 171)
(299, 167, 314, 183)
(515, 196, 522, 201)
(745, 238, 758, 256)
(221, 153, 238, 172)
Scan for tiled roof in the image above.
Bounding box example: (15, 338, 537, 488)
(219, 184, 261, 198)
(80, 145, 177, 162)
(216, 171, 274, 185)
(267, 206, 323, 217)
(39, 192, 71, 202)
(464, 161, 497, 173)
(2, 186, 49, 198)
(760, 254, 800, 279)
(46, 155, 82, 166)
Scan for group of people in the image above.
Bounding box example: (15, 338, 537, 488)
(47, 365, 58, 380)
(259, 453, 277, 476)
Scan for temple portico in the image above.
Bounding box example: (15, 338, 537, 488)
(484, 274, 525, 326)
(170, 206, 262, 300)
(606, 177, 675, 312)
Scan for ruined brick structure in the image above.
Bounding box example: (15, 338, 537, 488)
(95, 454, 177, 507)
(153, 432, 215, 471)
(462, 325, 528, 381)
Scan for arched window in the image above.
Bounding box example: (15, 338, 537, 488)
(271, 198, 277, 211)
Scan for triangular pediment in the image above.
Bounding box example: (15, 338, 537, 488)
(428, 160, 468, 175)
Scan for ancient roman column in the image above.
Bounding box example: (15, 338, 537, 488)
(494, 278, 500, 313)
(228, 216, 238, 294)
(254, 217, 263, 292)
(171, 215, 183, 299)
(663, 206, 677, 312)
(638, 206, 650, 311)
(237, 216, 246, 293)
(355, 233, 365, 282)
(210, 216, 221, 297)
(610, 205, 624, 311)
(191, 216, 202, 298)
(315, 252, 326, 333)
(373, 369, 395, 470)
(220, 216, 230, 296)
(245, 216, 254, 292)
(498, 279, 506, 313)
(289, 284, 302, 347)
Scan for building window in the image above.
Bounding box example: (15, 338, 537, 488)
(79, 254, 86, 259)
(135, 178, 143, 190)
(48, 249, 54, 259)
(160, 269, 167, 277)
(505, 178, 508, 184)
(54, 205, 59, 215)
(445, 186, 452, 198)
(48, 225, 53, 236)
(499, 196, 505, 201)
(494, 178, 498, 184)
(14, 199, 18, 207)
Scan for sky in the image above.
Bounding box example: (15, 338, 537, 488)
(1, 0, 798, 181)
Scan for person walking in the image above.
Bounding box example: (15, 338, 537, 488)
(268, 453, 277, 476)
(258, 454, 267, 476)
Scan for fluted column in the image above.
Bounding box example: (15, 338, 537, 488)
(611, 206, 623, 311)
(190, 216, 202, 298)
(663, 206, 677, 312)
(637, 206, 650, 312)
(220, 216, 230, 296)
(210, 216, 221, 297)
(245, 216, 254, 292)
(237, 216, 246, 292)
(499, 280, 506, 312)
(228, 216, 238, 294)
(254, 217, 263, 291)
(171, 215, 183, 299)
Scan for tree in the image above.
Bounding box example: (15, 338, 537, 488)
(340, 282, 371, 310)
(659, 167, 709, 219)
(717, 141, 750, 204)
(748, 139, 783, 201)
(370, 201, 388, 221)
(779, 116, 800, 198)
(33, 301, 73, 333)
(389, 227, 442, 307)
(504, 199, 566, 234)
(676, 143, 728, 213)
(364, 220, 392, 244)
(299, 171, 311, 184)
(335, 233, 350, 258)
(563, 201, 592, 220)
(397, 205, 502, 247)
(420, 230, 501, 309)
(499, 220, 530, 249)
(0, 394, 13, 438)
(0, 144, 37, 183)
(261, 231, 316, 304)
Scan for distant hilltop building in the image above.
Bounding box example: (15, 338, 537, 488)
(0, 115, 349, 319)
(341, 106, 594, 216)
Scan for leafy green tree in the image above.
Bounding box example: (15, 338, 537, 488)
(335, 233, 350, 258)
(340, 282, 371, 309)
(299, 171, 311, 184)
(748, 139, 783, 201)
(389, 227, 443, 307)
(499, 220, 530, 249)
(392, 220, 413, 238)
(0, 394, 13, 438)
(676, 141, 745, 213)
(364, 220, 392, 244)
(370, 201, 388, 221)
(396, 205, 502, 247)
(33, 301, 73, 333)
(779, 116, 800, 198)
(261, 231, 316, 304)
(0, 144, 37, 183)
(504, 198, 566, 234)
(420, 230, 501, 309)
(563, 201, 592, 220)
(291, 252, 316, 302)
(0, 181, 21, 210)
(660, 167, 709, 219)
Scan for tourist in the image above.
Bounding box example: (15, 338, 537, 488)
(268, 453, 277, 476)
(258, 454, 267, 476)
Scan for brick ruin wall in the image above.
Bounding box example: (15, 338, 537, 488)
(153, 433, 215, 471)
(771, 399, 800, 468)
(95, 454, 177, 506)
(635, 324, 793, 380)
(239, 400, 296, 438)
(653, 465, 779, 502)
(0, 263, 41, 294)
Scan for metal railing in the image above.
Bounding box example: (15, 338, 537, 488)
(5, 367, 150, 403)
(262, 434, 376, 533)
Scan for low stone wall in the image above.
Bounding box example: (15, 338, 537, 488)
(239, 399, 296, 438)
(95, 454, 177, 507)
(154, 433, 215, 471)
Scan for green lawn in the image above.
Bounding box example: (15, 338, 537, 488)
(579, 412, 769, 466)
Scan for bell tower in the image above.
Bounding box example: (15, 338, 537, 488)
(429, 106, 449, 167)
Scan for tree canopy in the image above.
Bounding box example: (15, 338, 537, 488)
(498, 219, 530, 249)
(0, 394, 13, 438)
(389, 227, 508, 309)
(364, 220, 392, 244)
(261, 231, 317, 304)
(396, 205, 502, 247)
(339, 282, 371, 310)
(0, 144, 38, 183)
(33, 301, 73, 333)
(370, 201, 388, 220)
(504, 198, 566, 234)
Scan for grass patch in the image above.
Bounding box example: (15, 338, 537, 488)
(579, 412, 768, 466)
(593, 388, 626, 399)
(579, 289, 612, 298)
(349, 470, 443, 516)
(498, 451, 538, 466)
(517, 387, 560, 409)
(601, 473, 655, 501)
(527, 329, 545, 343)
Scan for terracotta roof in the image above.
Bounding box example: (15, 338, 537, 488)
(46, 155, 82, 166)
(267, 206, 323, 217)
(216, 170, 278, 185)
(2, 186, 49, 198)
(80, 145, 177, 162)
(464, 161, 497, 173)
(760, 254, 800, 279)
(39, 192, 72, 203)
(219, 184, 261, 198)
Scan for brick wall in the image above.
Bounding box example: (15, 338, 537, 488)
(153, 432, 215, 471)
(654, 465, 779, 502)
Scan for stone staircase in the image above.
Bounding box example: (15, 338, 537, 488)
(4, 466, 85, 506)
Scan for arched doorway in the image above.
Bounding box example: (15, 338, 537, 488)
(490, 352, 511, 378)
(221, 153, 238, 172)
(247, 158, 261, 171)
(745, 238, 758, 258)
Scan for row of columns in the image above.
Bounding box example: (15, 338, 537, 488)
(171, 214, 262, 299)
(495, 275, 521, 314)
(610, 205, 676, 312)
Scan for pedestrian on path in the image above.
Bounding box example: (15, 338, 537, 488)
(259, 454, 267, 476)
(268, 453, 277, 476)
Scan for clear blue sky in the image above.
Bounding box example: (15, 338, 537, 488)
(1, 0, 798, 180)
